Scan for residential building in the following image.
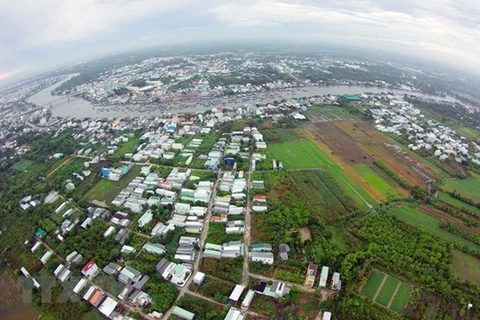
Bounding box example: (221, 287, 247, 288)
(82, 260, 99, 279)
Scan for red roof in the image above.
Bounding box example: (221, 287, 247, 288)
(253, 195, 267, 201)
(82, 260, 96, 272)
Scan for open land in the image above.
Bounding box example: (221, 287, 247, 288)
(389, 202, 480, 251)
(83, 165, 141, 203)
(451, 250, 480, 285)
(0, 272, 39, 320)
(440, 172, 480, 204)
(361, 269, 412, 313)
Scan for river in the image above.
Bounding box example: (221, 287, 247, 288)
(27, 76, 465, 119)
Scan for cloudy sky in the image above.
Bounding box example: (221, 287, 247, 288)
(1, 0, 479, 84)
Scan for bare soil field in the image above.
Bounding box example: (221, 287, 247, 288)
(330, 120, 441, 187)
(0, 271, 39, 320)
(313, 122, 372, 164)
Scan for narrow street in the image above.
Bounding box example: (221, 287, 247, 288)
(162, 168, 222, 319)
(241, 154, 253, 286)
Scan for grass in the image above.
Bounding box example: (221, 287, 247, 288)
(451, 250, 480, 285)
(437, 191, 480, 217)
(440, 172, 480, 204)
(83, 165, 141, 203)
(11, 159, 35, 171)
(267, 139, 376, 209)
(262, 128, 306, 143)
(362, 270, 385, 298)
(306, 104, 357, 121)
(390, 283, 413, 313)
(267, 140, 329, 169)
(389, 202, 480, 251)
(456, 125, 479, 140)
(353, 164, 402, 200)
(376, 276, 399, 306)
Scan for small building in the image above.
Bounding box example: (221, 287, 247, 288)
(278, 244, 290, 261)
(193, 272, 205, 285)
(73, 278, 88, 294)
(305, 264, 318, 287)
(229, 284, 245, 302)
(241, 289, 255, 310)
(250, 243, 272, 252)
(138, 210, 153, 228)
(323, 311, 332, 320)
(319, 266, 329, 288)
(82, 261, 99, 279)
(172, 306, 194, 320)
(251, 252, 274, 265)
(225, 307, 244, 320)
(103, 262, 121, 276)
(332, 272, 341, 291)
(98, 297, 117, 317)
(143, 243, 166, 255)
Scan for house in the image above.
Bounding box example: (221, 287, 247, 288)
(332, 272, 341, 291)
(40, 251, 53, 264)
(323, 311, 332, 320)
(143, 243, 166, 255)
(319, 266, 329, 288)
(250, 243, 272, 252)
(193, 272, 205, 285)
(305, 264, 318, 287)
(103, 262, 121, 276)
(279, 244, 290, 261)
(98, 297, 117, 317)
(82, 261, 99, 279)
(138, 210, 153, 228)
(251, 252, 274, 265)
(172, 306, 194, 320)
(118, 266, 142, 284)
(73, 278, 88, 295)
(254, 281, 290, 298)
(241, 289, 255, 310)
(103, 226, 116, 238)
(225, 307, 244, 320)
(229, 285, 245, 302)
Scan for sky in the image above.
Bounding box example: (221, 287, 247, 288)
(1, 0, 479, 84)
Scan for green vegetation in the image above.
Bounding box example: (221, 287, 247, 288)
(373, 161, 412, 190)
(437, 191, 480, 217)
(11, 159, 35, 171)
(176, 294, 226, 320)
(440, 172, 480, 204)
(107, 135, 142, 163)
(390, 283, 413, 313)
(143, 275, 178, 313)
(262, 128, 306, 143)
(353, 164, 402, 200)
(83, 165, 141, 203)
(205, 223, 242, 245)
(201, 257, 243, 283)
(267, 140, 328, 169)
(451, 250, 480, 285)
(191, 276, 235, 303)
(376, 276, 399, 306)
(362, 270, 385, 298)
(456, 125, 479, 140)
(388, 202, 480, 251)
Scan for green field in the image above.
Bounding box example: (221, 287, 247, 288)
(83, 165, 141, 203)
(376, 276, 399, 306)
(440, 172, 480, 204)
(267, 139, 375, 210)
(262, 128, 306, 143)
(389, 202, 480, 251)
(390, 283, 413, 313)
(306, 105, 357, 121)
(362, 269, 412, 313)
(267, 140, 330, 169)
(11, 159, 35, 171)
(362, 270, 385, 298)
(451, 250, 480, 285)
(353, 164, 402, 200)
(437, 192, 480, 217)
(456, 125, 479, 140)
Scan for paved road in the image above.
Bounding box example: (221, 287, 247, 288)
(163, 169, 222, 319)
